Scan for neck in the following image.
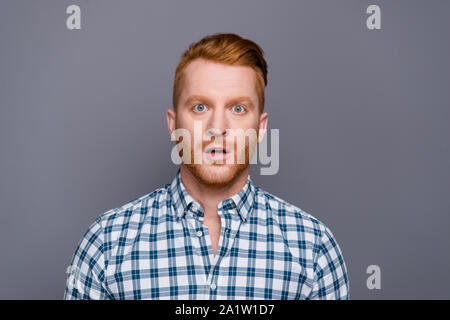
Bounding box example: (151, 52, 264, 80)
(179, 165, 249, 219)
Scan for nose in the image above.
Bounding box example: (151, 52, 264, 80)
(205, 108, 227, 138)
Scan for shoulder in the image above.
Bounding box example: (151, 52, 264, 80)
(255, 187, 348, 280)
(94, 184, 171, 227)
(256, 187, 330, 231)
(77, 184, 172, 253)
(69, 184, 172, 273)
(253, 188, 349, 299)
(254, 186, 335, 244)
(75, 184, 172, 260)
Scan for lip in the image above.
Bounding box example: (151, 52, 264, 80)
(203, 145, 231, 163)
(204, 145, 228, 154)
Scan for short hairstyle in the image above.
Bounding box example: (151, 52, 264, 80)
(172, 33, 268, 112)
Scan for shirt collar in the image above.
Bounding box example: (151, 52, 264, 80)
(169, 168, 256, 223)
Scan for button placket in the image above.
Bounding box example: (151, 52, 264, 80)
(185, 211, 214, 287)
(187, 202, 205, 238)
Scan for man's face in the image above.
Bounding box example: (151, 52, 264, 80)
(167, 58, 268, 187)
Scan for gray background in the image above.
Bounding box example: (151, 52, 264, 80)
(1, 0, 449, 299)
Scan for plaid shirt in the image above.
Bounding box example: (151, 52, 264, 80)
(64, 169, 349, 300)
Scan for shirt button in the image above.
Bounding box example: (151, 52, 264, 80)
(210, 283, 216, 290)
(196, 230, 203, 237)
(191, 203, 198, 212)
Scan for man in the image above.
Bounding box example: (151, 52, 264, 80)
(64, 33, 349, 300)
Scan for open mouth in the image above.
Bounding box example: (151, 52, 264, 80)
(205, 147, 228, 155)
(204, 145, 230, 162)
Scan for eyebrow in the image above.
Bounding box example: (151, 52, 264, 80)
(183, 95, 256, 110)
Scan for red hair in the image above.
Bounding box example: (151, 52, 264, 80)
(173, 33, 268, 112)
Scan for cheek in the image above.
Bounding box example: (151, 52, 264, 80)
(175, 117, 206, 147)
(176, 111, 194, 129)
(228, 113, 259, 129)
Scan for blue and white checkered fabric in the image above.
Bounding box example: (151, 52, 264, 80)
(64, 169, 349, 299)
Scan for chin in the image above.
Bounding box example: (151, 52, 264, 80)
(184, 163, 248, 187)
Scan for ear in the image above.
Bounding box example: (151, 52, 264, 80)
(166, 108, 176, 136)
(257, 112, 268, 143)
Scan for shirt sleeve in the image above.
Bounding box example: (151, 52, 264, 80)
(308, 225, 350, 300)
(64, 218, 111, 300)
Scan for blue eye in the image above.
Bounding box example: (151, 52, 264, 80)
(194, 104, 206, 112)
(232, 105, 244, 113)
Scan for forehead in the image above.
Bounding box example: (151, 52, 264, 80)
(180, 59, 259, 101)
